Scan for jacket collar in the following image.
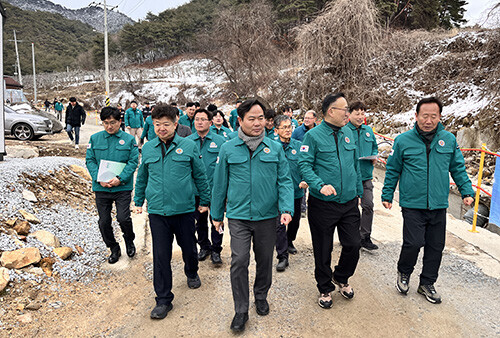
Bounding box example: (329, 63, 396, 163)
(191, 130, 213, 141)
(153, 133, 181, 150)
(104, 129, 124, 138)
(318, 120, 345, 136)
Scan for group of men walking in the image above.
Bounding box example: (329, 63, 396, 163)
(85, 94, 474, 332)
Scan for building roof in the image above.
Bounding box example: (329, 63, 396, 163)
(4, 76, 23, 89)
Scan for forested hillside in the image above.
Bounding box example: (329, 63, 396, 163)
(2, 2, 98, 75)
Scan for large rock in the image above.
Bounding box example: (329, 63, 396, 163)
(5, 145, 39, 159)
(53, 247, 73, 260)
(0, 248, 41, 269)
(22, 190, 38, 203)
(29, 230, 60, 248)
(0, 267, 10, 292)
(13, 220, 31, 236)
(69, 164, 92, 181)
(18, 209, 40, 224)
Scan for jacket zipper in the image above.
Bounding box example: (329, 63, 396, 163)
(426, 145, 430, 209)
(333, 132, 342, 196)
(249, 148, 252, 219)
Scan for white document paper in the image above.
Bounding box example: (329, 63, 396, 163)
(358, 155, 379, 160)
(97, 160, 126, 182)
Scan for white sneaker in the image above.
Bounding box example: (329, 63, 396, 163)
(75, 144, 79, 149)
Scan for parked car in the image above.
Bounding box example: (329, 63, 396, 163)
(4, 106, 53, 141)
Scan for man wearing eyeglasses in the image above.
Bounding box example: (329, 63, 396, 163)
(273, 115, 308, 272)
(86, 106, 139, 265)
(298, 93, 363, 309)
(292, 110, 317, 142)
(188, 109, 226, 265)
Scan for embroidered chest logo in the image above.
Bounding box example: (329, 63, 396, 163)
(176, 148, 184, 154)
(300, 145, 309, 152)
(223, 132, 227, 138)
(209, 142, 217, 148)
(263, 147, 271, 154)
(438, 140, 445, 147)
(291, 149, 297, 155)
(366, 132, 370, 137)
(119, 139, 125, 145)
(345, 137, 350, 144)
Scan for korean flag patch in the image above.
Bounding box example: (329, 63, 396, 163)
(87, 143, 91, 149)
(389, 149, 394, 156)
(300, 145, 309, 152)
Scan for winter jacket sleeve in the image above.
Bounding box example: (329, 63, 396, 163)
(381, 137, 403, 203)
(210, 145, 229, 221)
(450, 139, 474, 198)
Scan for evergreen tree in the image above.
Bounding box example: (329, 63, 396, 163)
(439, 0, 467, 28)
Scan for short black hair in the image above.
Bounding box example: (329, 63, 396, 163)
(322, 93, 345, 114)
(170, 102, 177, 106)
(237, 98, 267, 119)
(265, 108, 276, 120)
(152, 104, 178, 123)
(69, 97, 77, 102)
(100, 107, 121, 121)
(207, 104, 217, 112)
(416, 97, 443, 115)
(193, 109, 213, 121)
(186, 102, 196, 108)
(282, 106, 292, 113)
(194, 101, 201, 107)
(131, 100, 137, 105)
(236, 99, 242, 104)
(349, 101, 367, 112)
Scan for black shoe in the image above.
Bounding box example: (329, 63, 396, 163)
(230, 312, 248, 332)
(361, 237, 379, 250)
(187, 274, 201, 289)
(198, 249, 211, 261)
(318, 293, 333, 309)
(288, 243, 298, 255)
(276, 258, 289, 272)
(108, 247, 121, 264)
(255, 299, 269, 316)
(211, 251, 222, 265)
(125, 240, 136, 257)
(150, 303, 173, 319)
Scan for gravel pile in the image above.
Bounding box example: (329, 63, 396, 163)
(0, 157, 108, 284)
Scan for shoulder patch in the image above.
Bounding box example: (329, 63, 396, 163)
(87, 143, 91, 149)
(300, 145, 309, 152)
(366, 132, 370, 137)
(389, 149, 394, 156)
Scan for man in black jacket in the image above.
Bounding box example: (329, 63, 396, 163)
(65, 97, 86, 149)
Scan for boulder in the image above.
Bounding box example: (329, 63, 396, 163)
(0, 267, 10, 292)
(0, 247, 41, 269)
(22, 190, 38, 203)
(29, 230, 60, 248)
(13, 220, 31, 236)
(53, 247, 73, 260)
(18, 209, 40, 224)
(69, 164, 92, 181)
(5, 145, 39, 159)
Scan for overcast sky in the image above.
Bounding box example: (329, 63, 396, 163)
(51, 0, 498, 25)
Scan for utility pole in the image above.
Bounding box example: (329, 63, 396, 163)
(104, 0, 110, 106)
(89, 1, 117, 107)
(13, 30, 22, 86)
(32, 43, 37, 103)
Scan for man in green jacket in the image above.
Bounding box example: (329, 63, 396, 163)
(382, 97, 474, 304)
(346, 101, 379, 251)
(178, 102, 197, 133)
(273, 115, 308, 272)
(125, 100, 144, 147)
(211, 98, 294, 333)
(229, 99, 242, 131)
(86, 107, 139, 264)
(134, 105, 211, 320)
(188, 109, 226, 265)
(298, 93, 363, 309)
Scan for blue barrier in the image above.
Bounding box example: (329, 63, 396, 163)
(489, 155, 500, 228)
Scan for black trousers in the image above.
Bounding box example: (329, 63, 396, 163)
(228, 218, 276, 314)
(194, 196, 223, 253)
(275, 198, 302, 259)
(398, 208, 446, 285)
(308, 195, 361, 293)
(149, 212, 198, 306)
(94, 190, 135, 250)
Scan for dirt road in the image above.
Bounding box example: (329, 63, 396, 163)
(6, 178, 496, 337)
